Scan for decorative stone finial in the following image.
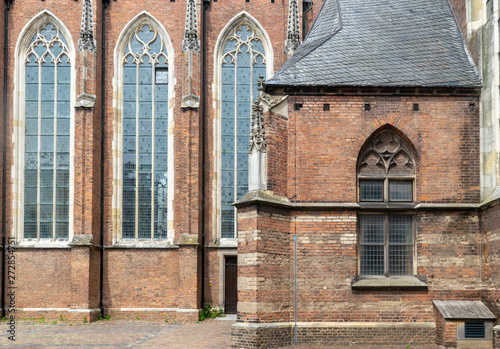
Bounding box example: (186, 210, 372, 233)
(257, 75, 265, 93)
(249, 96, 266, 153)
(182, 0, 201, 52)
(285, 0, 300, 55)
(78, 0, 96, 53)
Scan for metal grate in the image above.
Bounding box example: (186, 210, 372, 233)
(464, 321, 485, 338)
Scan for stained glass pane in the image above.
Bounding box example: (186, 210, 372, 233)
(24, 24, 70, 239)
(389, 245, 413, 275)
(389, 215, 412, 244)
(389, 180, 413, 201)
(360, 215, 384, 244)
(122, 24, 169, 239)
(360, 180, 384, 201)
(219, 24, 266, 238)
(360, 246, 384, 275)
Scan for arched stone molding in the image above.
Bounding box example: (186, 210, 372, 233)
(348, 117, 421, 168)
(212, 12, 274, 243)
(12, 10, 76, 244)
(112, 11, 175, 244)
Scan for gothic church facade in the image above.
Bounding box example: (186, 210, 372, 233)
(0, 0, 499, 348)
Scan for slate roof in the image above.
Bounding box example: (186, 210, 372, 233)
(267, 0, 482, 87)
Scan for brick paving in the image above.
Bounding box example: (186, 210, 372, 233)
(0, 319, 445, 348)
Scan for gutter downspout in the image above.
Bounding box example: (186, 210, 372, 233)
(2, 0, 13, 320)
(302, 0, 312, 40)
(201, 0, 210, 308)
(100, 0, 109, 318)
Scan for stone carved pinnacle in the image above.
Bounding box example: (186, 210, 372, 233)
(182, 0, 201, 52)
(285, 0, 300, 55)
(249, 93, 266, 153)
(78, 0, 96, 53)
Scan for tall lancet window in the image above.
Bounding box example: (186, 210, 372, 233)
(24, 24, 71, 239)
(220, 24, 266, 238)
(121, 24, 169, 239)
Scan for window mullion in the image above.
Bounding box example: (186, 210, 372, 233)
(135, 61, 140, 240)
(233, 51, 238, 238)
(384, 214, 389, 276)
(52, 61, 58, 240)
(37, 60, 42, 240)
(151, 61, 156, 240)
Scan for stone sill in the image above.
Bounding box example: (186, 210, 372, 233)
(16, 239, 71, 249)
(351, 276, 428, 290)
(233, 321, 435, 329)
(106, 239, 177, 249)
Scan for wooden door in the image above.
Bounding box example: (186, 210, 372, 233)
(224, 256, 237, 314)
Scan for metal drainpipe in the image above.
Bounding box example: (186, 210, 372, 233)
(302, 0, 313, 40)
(100, 0, 109, 318)
(2, 0, 13, 320)
(201, 0, 210, 309)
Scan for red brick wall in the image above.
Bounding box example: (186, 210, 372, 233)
(481, 201, 500, 317)
(16, 249, 72, 308)
(266, 111, 288, 196)
(237, 204, 292, 323)
(283, 94, 480, 203)
(104, 249, 179, 308)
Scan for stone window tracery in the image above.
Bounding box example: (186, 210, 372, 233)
(121, 23, 169, 240)
(24, 23, 71, 239)
(357, 130, 416, 276)
(219, 23, 267, 239)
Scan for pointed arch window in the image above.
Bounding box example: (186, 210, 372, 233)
(120, 23, 169, 240)
(24, 23, 71, 239)
(357, 130, 416, 276)
(219, 23, 267, 239)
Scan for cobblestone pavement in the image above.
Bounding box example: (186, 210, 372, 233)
(0, 320, 444, 349)
(0, 319, 234, 348)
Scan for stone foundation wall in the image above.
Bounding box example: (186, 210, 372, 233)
(232, 322, 435, 349)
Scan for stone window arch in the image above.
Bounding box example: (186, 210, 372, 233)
(12, 11, 76, 243)
(357, 129, 417, 276)
(212, 12, 273, 242)
(112, 12, 175, 243)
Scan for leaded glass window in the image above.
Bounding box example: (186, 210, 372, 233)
(24, 23, 71, 239)
(360, 214, 413, 276)
(357, 130, 416, 276)
(121, 24, 168, 239)
(220, 24, 266, 239)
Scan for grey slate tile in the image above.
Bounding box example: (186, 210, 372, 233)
(267, 0, 481, 88)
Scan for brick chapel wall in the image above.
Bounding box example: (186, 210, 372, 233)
(237, 204, 292, 323)
(481, 201, 500, 318)
(284, 94, 480, 203)
(236, 92, 483, 326)
(266, 110, 288, 196)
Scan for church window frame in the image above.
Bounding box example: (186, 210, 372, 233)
(12, 11, 76, 246)
(357, 129, 417, 276)
(212, 12, 274, 244)
(112, 12, 175, 245)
